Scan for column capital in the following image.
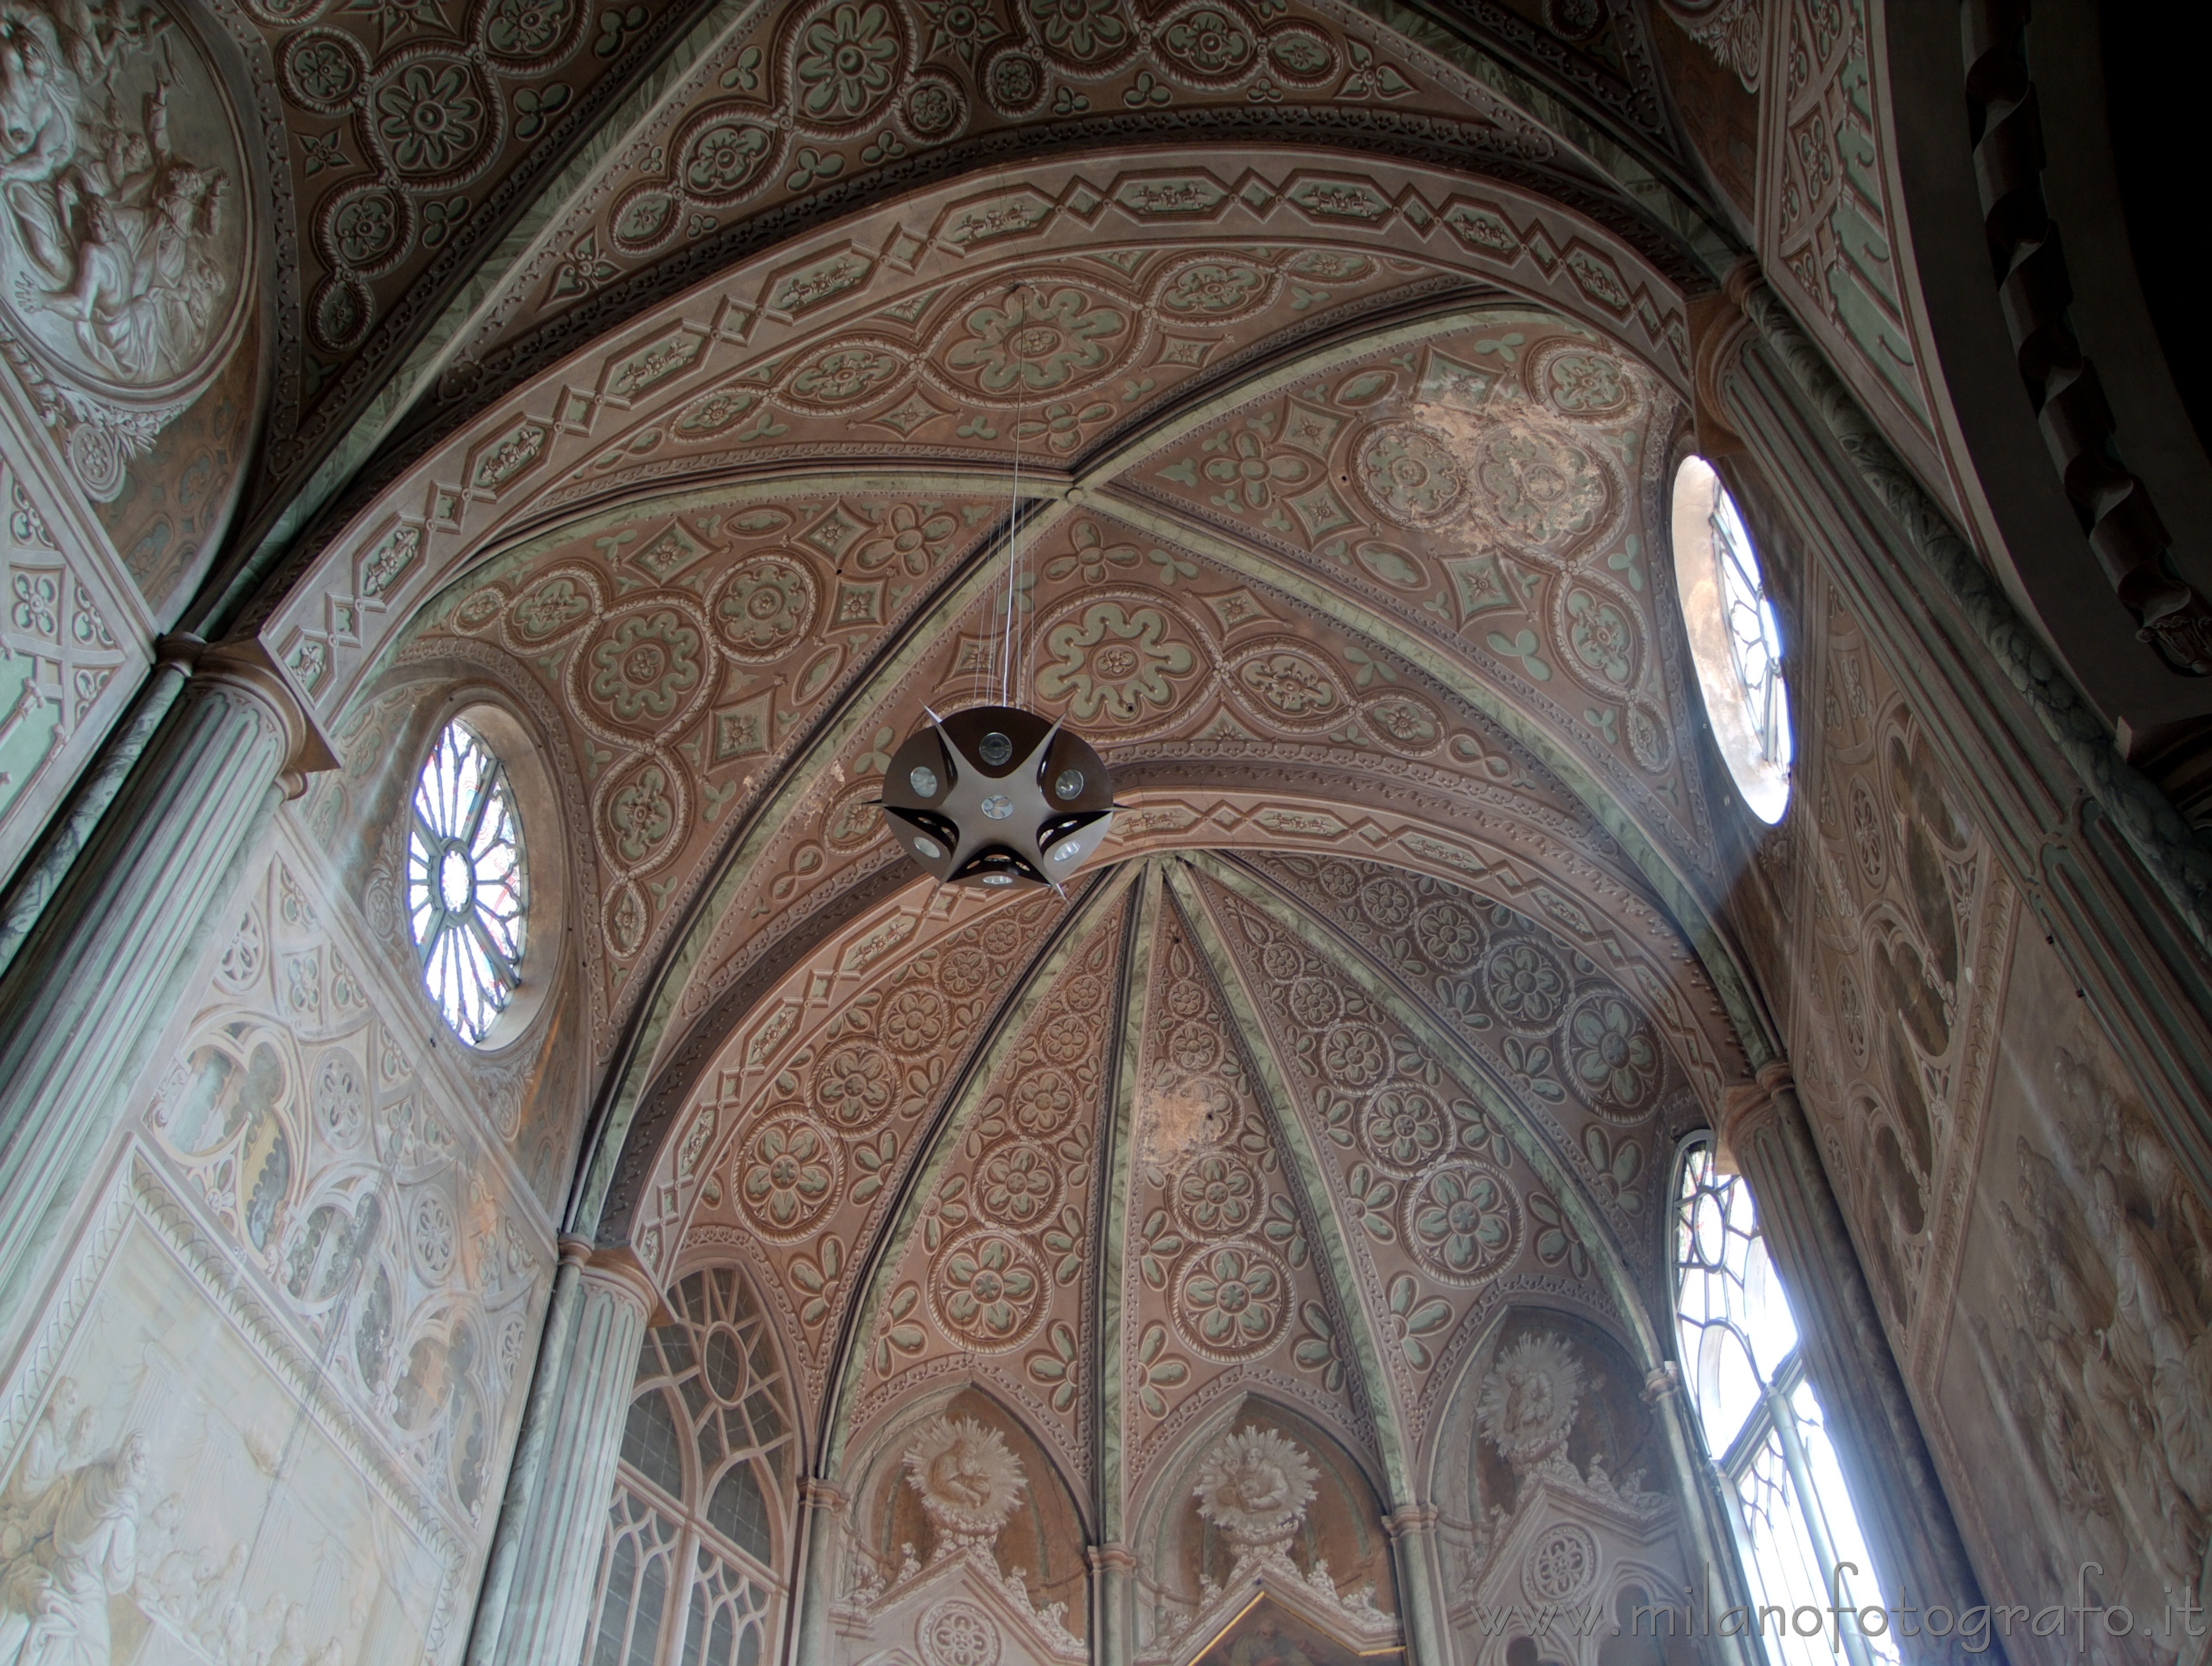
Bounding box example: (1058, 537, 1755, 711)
(1087, 1543, 1136, 1574)
(1689, 259, 1763, 459)
(575, 1241, 670, 1325)
(177, 636, 339, 798)
(1382, 1503, 1438, 1540)
(1716, 1060, 1797, 1171)
(801, 1477, 849, 1512)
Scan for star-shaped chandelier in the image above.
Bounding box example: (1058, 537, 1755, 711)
(878, 705, 1114, 889)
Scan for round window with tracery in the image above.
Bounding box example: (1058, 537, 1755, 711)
(1670, 455, 1792, 823)
(409, 718, 527, 1044)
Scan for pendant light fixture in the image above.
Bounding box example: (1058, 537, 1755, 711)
(878, 347, 1117, 890)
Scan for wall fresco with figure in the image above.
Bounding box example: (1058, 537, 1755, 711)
(0, 794, 568, 1663)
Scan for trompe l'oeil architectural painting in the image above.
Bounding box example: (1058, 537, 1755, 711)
(1, 1, 2210, 1664)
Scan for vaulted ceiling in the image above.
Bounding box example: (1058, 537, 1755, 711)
(246, 0, 1764, 1509)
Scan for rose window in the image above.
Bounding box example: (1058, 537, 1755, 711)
(408, 719, 527, 1045)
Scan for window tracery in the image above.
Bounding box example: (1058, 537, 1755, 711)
(1672, 1142, 1895, 1664)
(408, 717, 528, 1044)
(588, 1266, 795, 1666)
(1670, 456, 1792, 823)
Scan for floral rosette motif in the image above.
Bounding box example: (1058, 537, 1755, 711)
(930, 1230, 1046, 1350)
(1024, 0, 1133, 68)
(1405, 1162, 1518, 1282)
(477, 0, 588, 71)
(713, 554, 818, 661)
(786, 0, 905, 130)
(671, 102, 781, 207)
(1353, 420, 1467, 528)
(365, 53, 499, 187)
(736, 1116, 841, 1239)
(1172, 1151, 1260, 1234)
(575, 603, 712, 737)
(500, 566, 600, 648)
(1175, 1240, 1287, 1359)
(977, 1140, 1062, 1229)
(1565, 993, 1663, 1118)
(1552, 576, 1644, 696)
(940, 282, 1132, 400)
(812, 1040, 896, 1129)
(1154, 2, 1257, 82)
(1359, 1083, 1448, 1175)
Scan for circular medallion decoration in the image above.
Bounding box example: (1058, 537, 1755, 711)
(789, 0, 905, 129)
(737, 1116, 842, 1238)
(919, 1602, 1002, 1666)
(1010, 1065, 1081, 1136)
(941, 282, 1132, 400)
(1487, 941, 1567, 1030)
(1472, 420, 1606, 548)
(1357, 873, 1415, 929)
(902, 72, 966, 138)
(673, 104, 780, 206)
(1175, 1240, 1287, 1359)
(1565, 992, 1663, 1118)
(1319, 1020, 1388, 1090)
(1626, 700, 1671, 772)
(1034, 598, 1199, 735)
(581, 606, 708, 734)
(0, 0, 253, 417)
(1406, 1162, 1518, 1282)
(981, 44, 1044, 112)
(880, 985, 951, 1055)
(931, 1230, 1047, 1350)
(1354, 422, 1467, 526)
(1287, 974, 1339, 1028)
(284, 28, 368, 110)
(1165, 1017, 1221, 1075)
(320, 183, 411, 277)
(478, 0, 586, 69)
(1848, 779, 1886, 888)
(367, 53, 498, 186)
(1413, 898, 1485, 971)
(411, 1190, 457, 1280)
(507, 569, 599, 645)
(1523, 1523, 1598, 1604)
(714, 554, 818, 660)
(309, 275, 374, 354)
(1156, 3, 1254, 80)
(1024, 0, 1133, 67)
(1173, 1151, 1260, 1234)
(813, 1041, 896, 1129)
(1361, 1085, 1447, 1174)
(938, 941, 994, 998)
(977, 1140, 1062, 1228)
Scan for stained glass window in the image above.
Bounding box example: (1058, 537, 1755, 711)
(408, 720, 526, 1044)
(1674, 1142, 1897, 1665)
(588, 1266, 793, 1666)
(1670, 456, 1793, 823)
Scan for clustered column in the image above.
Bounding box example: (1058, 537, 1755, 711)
(1720, 1064, 1990, 1662)
(468, 1239, 660, 1666)
(0, 642, 311, 1342)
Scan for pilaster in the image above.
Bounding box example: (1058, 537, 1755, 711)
(1718, 1067, 1988, 1664)
(0, 638, 313, 1343)
(468, 1238, 658, 1666)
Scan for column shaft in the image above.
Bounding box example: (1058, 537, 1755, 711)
(1383, 1505, 1452, 1666)
(470, 1243, 655, 1666)
(788, 1478, 848, 1666)
(0, 650, 300, 1337)
(1723, 1070, 1989, 1664)
(1088, 1543, 1135, 1666)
